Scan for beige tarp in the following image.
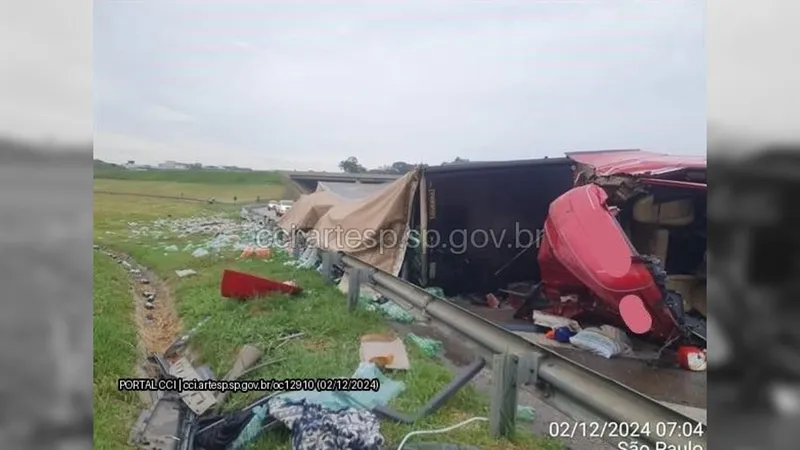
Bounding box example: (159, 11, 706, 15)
(279, 169, 421, 276)
(277, 189, 342, 231)
(316, 181, 391, 199)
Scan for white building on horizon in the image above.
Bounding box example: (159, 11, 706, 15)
(157, 160, 190, 170)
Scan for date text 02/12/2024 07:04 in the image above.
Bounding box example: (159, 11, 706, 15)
(118, 377, 382, 393)
(548, 421, 705, 450)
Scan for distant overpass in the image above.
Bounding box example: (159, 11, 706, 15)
(283, 171, 400, 193)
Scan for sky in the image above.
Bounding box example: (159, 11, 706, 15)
(707, 0, 800, 158)
(88, 1, 707, 171)
(9, 1, 796, 170)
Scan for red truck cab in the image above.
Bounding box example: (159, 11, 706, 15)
(536, 150, 707, 344)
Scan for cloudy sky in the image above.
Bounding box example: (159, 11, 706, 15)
(90, 1, 707, 170)
(707, 0, 800, 157)
(6, 1, 800, 169)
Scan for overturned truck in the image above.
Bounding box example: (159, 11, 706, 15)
(278, 150, 707, 347)
(415, 150, 707, 347)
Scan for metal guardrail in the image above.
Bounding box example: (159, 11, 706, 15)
(335, 252, 707, 449)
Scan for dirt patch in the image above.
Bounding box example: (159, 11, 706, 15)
(101, 249, 183, 356)
(303, 338, 330, 352)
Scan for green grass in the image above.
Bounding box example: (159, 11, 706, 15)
(94, 178, 290, 204)
(93, 180, 562, 450)
(94, 165, 286, 185)
(93, 252, 139, 450)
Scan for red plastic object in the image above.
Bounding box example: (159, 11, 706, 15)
(220, 269, 302, 300)
(677, 346, 707, 371)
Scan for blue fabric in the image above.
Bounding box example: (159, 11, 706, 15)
(229, 405, 268, 450)
(268, 398, 384, 450)
(276, 363, 405, 411)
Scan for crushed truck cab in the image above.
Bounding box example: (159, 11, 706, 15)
(537, 150, 707, 345)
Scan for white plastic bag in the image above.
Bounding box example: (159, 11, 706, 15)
(569, 328, 626, 359)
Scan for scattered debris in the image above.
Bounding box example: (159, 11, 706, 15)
(220, 269, 303, 300)
(175, 269, 198, 278)
(516, 405, 536, 422)
(144, 302, 155, 310)
(553, 326, 577, 343)
(485, 293, 500, 308)
(238, 247, 271, 260)
(267, 398, 384, 450)
(229, 405, 269, 450)
(284, 245, 320, 269)
(424, 286, 445, 297)
(169, 357, 218, 415)
(215, 344, 264, 409)
(164, 316, 211, 358)
(360, 333, 411, 370)
(677, 345, 707, 371)
(164, 244, 179, 252)
(569, 326, 632, 359)
(532, 310, 581, 332)
(128, 396, 183, 449)
(192, 248, 210, 258)
(363, 297, 415, 323)
(125, 215, 268, 254)
(407, 333, 444, 358)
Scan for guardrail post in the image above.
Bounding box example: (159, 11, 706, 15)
(517, 353, 542, 386)
(321, 252, 335, 284)
(347, 268, 367, 312)
(291, 233, 301, 259)
(490, 353, 519, 439)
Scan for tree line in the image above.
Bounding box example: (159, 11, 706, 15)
(338, 156, 470, 174)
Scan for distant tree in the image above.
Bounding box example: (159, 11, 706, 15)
(390, 161, 414, 174)
(366, 161, 428, 173)
(441, 156, 470, 166)
(339, 156, 367, 173)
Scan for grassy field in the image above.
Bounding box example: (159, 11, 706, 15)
(94, 164, 299, 203)
(93, 182, 560, 450)
(94, 164, 285, 184)
(94, 178, 289, 204)
(93, 253, 139, 450)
